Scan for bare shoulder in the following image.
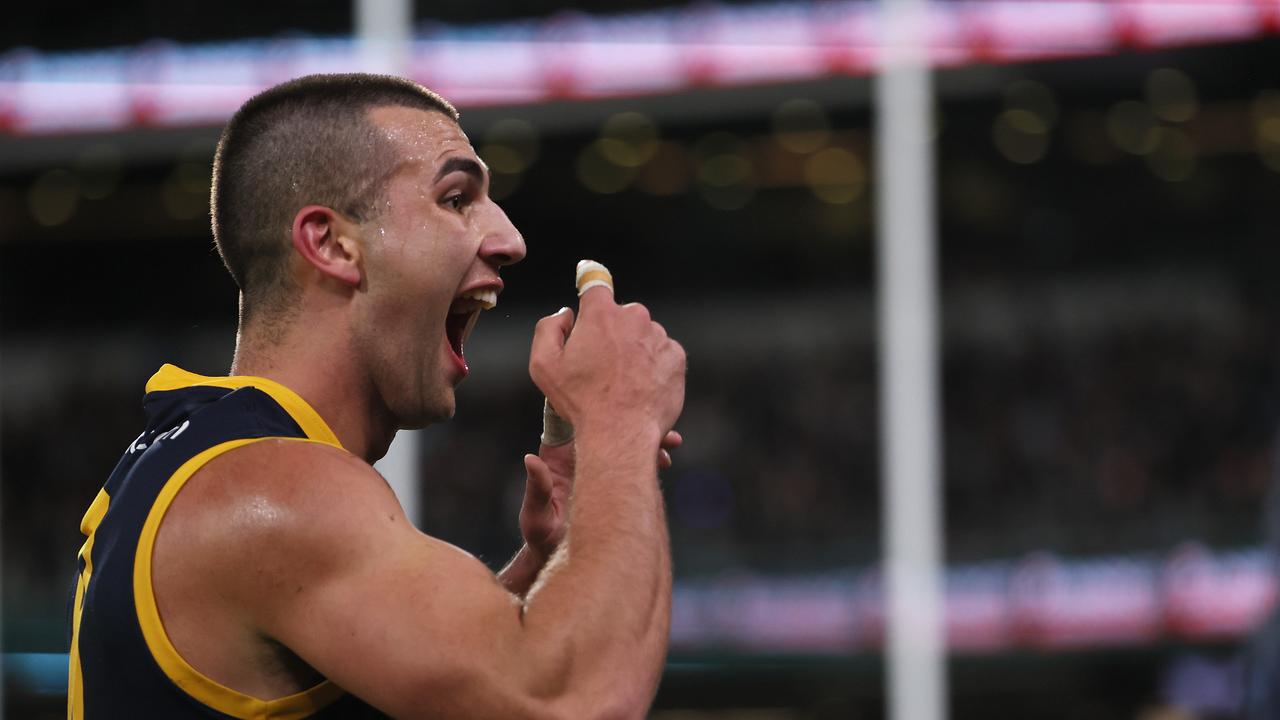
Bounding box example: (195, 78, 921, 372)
(152, 437, 448, 700)
(156, 436, 544, 717)
(204, 438, 399, 523)
(175, 438, 398, 525)
(158, 438, 410, 604)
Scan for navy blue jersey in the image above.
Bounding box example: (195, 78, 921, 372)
(69, 364, 385, 719)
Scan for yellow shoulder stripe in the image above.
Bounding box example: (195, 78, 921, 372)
(145, 364, 343, 450)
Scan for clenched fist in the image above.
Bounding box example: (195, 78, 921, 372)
(529, 286, 686, 447)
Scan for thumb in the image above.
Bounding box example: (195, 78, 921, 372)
(575, 283, 616, 321)
(523, 453, 555, 504)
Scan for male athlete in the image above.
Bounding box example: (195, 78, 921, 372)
(68, 73, 686, 718)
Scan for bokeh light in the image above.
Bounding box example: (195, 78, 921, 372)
(1253, 89, 1280, 173)
(693, 132, 755, 211)
(27, 169, 80, 226)
(481, 117, 540, 199)
(598, 112, 660, 168)
(772, 98, 831, 154)
(576, 140, 636, 194)
(804, 147, 866, 204)
(480, 118, 539, 201)
(1003, 80, 1059, 129)
(483, 118, 540, 170)
(1144, 127, 1196, 182)
(993, 109, 1051, 165)
(1145, 68, 1198, 124)
(1106, 101, 1160, 155)
(993, 80, 1057, 165)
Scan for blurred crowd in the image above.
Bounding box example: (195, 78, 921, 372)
(422, 274, 1280, 579)
(4, 275, 1277, 652)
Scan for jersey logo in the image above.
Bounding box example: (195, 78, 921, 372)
(128, 420, 191, 454)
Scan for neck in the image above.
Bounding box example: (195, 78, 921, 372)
(229, 314, 396, 464)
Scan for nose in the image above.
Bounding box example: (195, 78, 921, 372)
(479, 202, 527, 268)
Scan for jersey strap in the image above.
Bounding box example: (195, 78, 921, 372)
(134, 435, 346, 719)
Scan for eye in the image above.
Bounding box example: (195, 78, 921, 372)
(444, 193, 465, 211)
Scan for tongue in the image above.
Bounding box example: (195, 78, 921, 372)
(446, 313, 468, 361)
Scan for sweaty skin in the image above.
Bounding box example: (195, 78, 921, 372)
(151, 105, 687, 718)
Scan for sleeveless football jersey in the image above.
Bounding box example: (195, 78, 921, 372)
(68, 364, 385, 719)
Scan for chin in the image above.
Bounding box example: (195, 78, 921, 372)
(394, 393, 455, 430)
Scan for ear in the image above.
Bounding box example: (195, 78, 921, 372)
(290, 205, 362, 287)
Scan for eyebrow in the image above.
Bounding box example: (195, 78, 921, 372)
(434, 157, 488, 185)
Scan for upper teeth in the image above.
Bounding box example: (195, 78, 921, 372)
(460, 288, 498, 310)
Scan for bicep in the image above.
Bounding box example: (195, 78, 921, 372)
(280, 532, 531, 717)
(238, 457, 548, 718)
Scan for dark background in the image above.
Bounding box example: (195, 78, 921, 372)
(5, 3, 1280, 718)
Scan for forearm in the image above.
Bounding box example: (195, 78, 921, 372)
(520, 422, 672, 714)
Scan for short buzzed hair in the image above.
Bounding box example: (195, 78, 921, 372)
(211, 73, 458, 326)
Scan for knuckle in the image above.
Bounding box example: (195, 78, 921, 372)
(622, 302, 651, 322)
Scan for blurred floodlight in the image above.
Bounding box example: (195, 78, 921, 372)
(479, 143, 526, 177)
(478, 139, 525, 200)
(804, 147, 867, 204)
(1106, 101, 1161, 155)
(694, 133, 755, 211)
(74, 144, 124, 200)
(480, 119, 538, 202)
(483, 118, 540, 169)
(1144, 127, 1196, 182)
(1252, 90, 1280, 173)
(635, 141, 691, 196)
(28, 169, 79, 226)
(576, 140, 635, 194)
(1257, 118, 1280, 147)
(993, 109, 1050, 165)
(1003, 80, 1058, 129)
(1146, 68, 1199, 124)
(598, 112, 660, 168)
(697, 153, 750, 187)
(772, 98, 832, 154)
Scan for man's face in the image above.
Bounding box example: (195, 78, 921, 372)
(351, 105, 526, 428)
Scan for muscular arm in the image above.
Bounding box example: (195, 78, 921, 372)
(216, 291, 683, 719)
(515, 290, 681, 714)
(523, 421, 672, 710)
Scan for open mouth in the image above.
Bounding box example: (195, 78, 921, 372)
(445, 288, 499, 372)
